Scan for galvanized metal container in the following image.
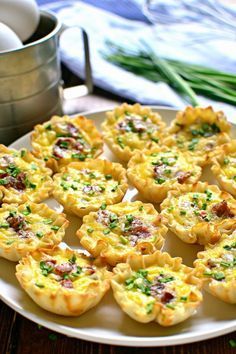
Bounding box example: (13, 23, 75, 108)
(0, 10, 92, 145)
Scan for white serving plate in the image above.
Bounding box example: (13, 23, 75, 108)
(0, 107, 235, 347)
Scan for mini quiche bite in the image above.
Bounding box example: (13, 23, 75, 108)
(0, 145, 52, 204)
(31, 115, 103, 172)
(101, 103, 166, 162)
(111, 251, 202, 326)
(161, 182, 236, 245)
(77, 201, 167, 266)
(16, 246, 111, 316)
(194, 232, 236, 304)
(163, 106, 231, 166)
(0, 203, 68, 261)
(127, 146, 202, 203)
(52, 160, 128, 217)
(211, 140, 236, 197)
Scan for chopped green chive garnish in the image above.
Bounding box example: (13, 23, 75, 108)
(43, 219, 53, 224)
(120, 236, 128, 244)
(51, 225, 60, 231)
(146, 302, 154, 314)
(20, 150, 26, 157)
(155, 177, 165, 184)
(139, 205, 144, 211)
(180, 296, 188, 302)
(69, 254, 77, 264)
(180, 210, 186, 215)
(103, 229, 110, 235)
(117, 136, 124, 149)
(72, 153, 86, 161)
(105, 174, 112, 180)
(45, 124, 52, 130)
(35, 283, 45, 288)
(100, 203, 107, 210)
(22, 205, 31, 216)
(87, 227, 94, 234)
(36, 232, 43, 238)
(0, 223, 9, 228)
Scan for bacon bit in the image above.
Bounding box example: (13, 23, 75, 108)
(55, 263, 73, 275)
(66, 123, 79, 138)
(207, 259, 217, 268)
(97, 210, 114, 226)
(205, 142, 215, 151)
(82, 185, 102, 194)
(176, 171, 191, 184)
(160, 291, 175, 304)
(153, 165, 166, 178)
(117, 116, 150, 133)
(0, 155, 14, 167)
(18, 230, 35, 239)
(150, 282, 165, 297)
(6, 215, 27, 231)
(45, 259, 57, 269)
(60, 279, 73, 288)
(127, 219, 151, 246)
(14, 172, 26, 190)
(84, 266, 96, 275)
(212, 200, 234, 218)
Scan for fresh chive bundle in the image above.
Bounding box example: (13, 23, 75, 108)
(104, 41, 236, 106)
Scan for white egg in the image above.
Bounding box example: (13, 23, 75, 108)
(0, 0, 40, 42)
(0, 22, 23, 52)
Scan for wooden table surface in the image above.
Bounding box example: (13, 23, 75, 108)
(1, 70, 236, 353)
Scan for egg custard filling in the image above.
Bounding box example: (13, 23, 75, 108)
(77, 201, 167, 266)
(16, 247, 111, 316)
(211, 140, 236, 198)
(127, 147, 202, 203)
(111, 252, 202, 326)
(31, 115, 103, 171)
(0, 203, 68, 261)
(194, 232, 236, 303)
(101, 103, 166, 162)
(53, 160, 128, 217)
(0, 145, 52, 204)
(161, 182, 236, 245)
(163, 106, 231, 166)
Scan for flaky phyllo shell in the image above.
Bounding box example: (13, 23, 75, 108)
(31, 115, 103, 172)
(111, 251, 202, 326)
(163, 106, 231, 166)
(77, 201, 167, 266)
(0, 145, 52, 204)
(101, 103, 166, 162)
(127, 146, 202, 203)
(194, 232, 236, 304)
(161, 182, 236, 245)
(16, 246, 111, 316)
(0, 202, 69, 261)
(211, 139, 236, 198)
(52, 159, 128, 217)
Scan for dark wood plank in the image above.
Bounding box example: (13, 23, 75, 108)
(0, 301, 16, 354)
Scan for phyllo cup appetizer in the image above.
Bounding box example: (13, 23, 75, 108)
(77, 201, 167, 266)
(52, 159, 128, 217)
(31, 115, 103, 172)
(101, 103, 166, 162)
(127, 146, 202, 203)
(163, 106, 231, 166)
(211, 140, 236, 197)
(161, 182, 236, 245)
(0, 145, 52, 204)
(194, 231, 236, 304)
(0, 203, 68, 261)
(16, 246, 111, 316)
(111, 251, 202, 326)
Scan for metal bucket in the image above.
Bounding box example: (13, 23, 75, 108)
(0, 10, 92, 145)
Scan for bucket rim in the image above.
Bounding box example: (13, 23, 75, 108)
(0, 10, 62, 56)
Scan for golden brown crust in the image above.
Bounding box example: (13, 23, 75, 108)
(161, 181, 236, 245)
(101, 103, 166, 162)
(77, 201, 167, 266)
(0, 145, 53, 204)
(127, 146, 202, 203)
(16, 246, 111, 316)
(52, 159, 128, 217)
(0, 202, 69, 261)
(162, 106, 231, 166)
(31, 115, 103, 172)
(111, 251, 202, 326)
(211, 140, 236, 197)
(194, 232, 236, 303)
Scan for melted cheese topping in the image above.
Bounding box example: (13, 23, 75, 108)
(30, 250, 102, 291)
(55, 167, 120, 206)
(122, 266, 199, 313)
(219, 153, 236, 182)
(132, 150, 195, 185)
(0, 204, 62, 248)
(0, 149, 50, 197)
(164, 190, 235, 229)
(82, 203, 160, 249)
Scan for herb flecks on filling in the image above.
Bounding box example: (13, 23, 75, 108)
(51, 122, 93, 160)
(96, 209, 152, 246)
(39, 254, 96, 289)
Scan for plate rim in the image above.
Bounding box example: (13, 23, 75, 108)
(1, 105, 236, 347)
